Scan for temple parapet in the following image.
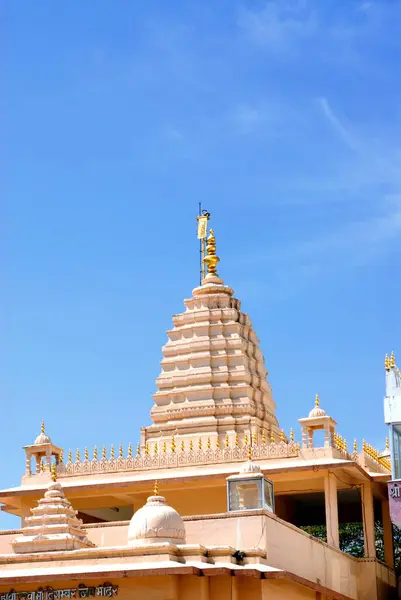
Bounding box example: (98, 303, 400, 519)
(53, 438, 300, 479)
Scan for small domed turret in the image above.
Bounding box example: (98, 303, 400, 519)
(128, 482, 185, 546)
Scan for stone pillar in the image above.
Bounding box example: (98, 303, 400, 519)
(25, 452, 31, 476)
(324, 472, 339, 548)
(302, 427, 308, 449)
(324, 425, 330, 447)
(381, 498, 394, 567)
(308, 428, 314, 449)
(361, 482, 376, 558)
(35, 454, 41, 474)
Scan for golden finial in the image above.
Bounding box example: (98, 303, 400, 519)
(385, 436, 389, 450)
(315, 394, 320, 407)
(102, 445, 107, 459)
(163, 440, 167, 453)
(128, 442, 132, 457)
(180, 439, 185, 452)
(198, 437, 203, 450)
(290, 428, 294, 442)
(110, 444, 115, 459)
(154, 441, 159, 455)
(280, 430, 285, 442)
(235, 432, 239, 447)
(207, 436, 211, 450)
(59, 449, 64, 463)
(153, 480, 159, 496)
(136, 443, 141, 456)
(40, 459, 45, 472)
(244, 434, 249, 447)
(189, 439, 194, 451)
(344, 439, 347, 452)
(93, 445, 98, 460)
(216, 436, 220, 449)
(68, 449, 72, 463)
(84, 447, 89, 460)
(119, 444, 123, 458)
(261, 430, 267, 444)
(171, 434, 176, 453)
(353, 439, 357, 453)
(247, 444, 252, 460)
(270, 431, 275, 443)
(144, 442, 149, 455)
(252, 432, 258, 446)
(390, 351, 395, 368)
(225, 433, 230, 448)
(76, 449, 80, 462)
(203, 229, 220, 277)
(41, 421, 45, 434)
(385, 354, 390, 370)
(51, 463, 57, 482)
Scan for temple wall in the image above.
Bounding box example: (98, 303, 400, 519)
(0, 575, 318, 600)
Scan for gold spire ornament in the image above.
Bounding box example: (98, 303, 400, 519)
(84, 447, 89, 460)
(76, 449, 80, 462)
(180, 439, 185, 452)
(128, 442, 132, 457)
(225, 433, 230, 448)
(153, 480, 159, 496)
(280, 430, 285, 442)
(171, 434, 176, 453)
(315, 394, 320, 407)
(385, 354, 390, 370)
(59, 449, 64, 463)
(68, 449, 72, 463)
(290, 428, 294, 442)
(353, 439, 358, 453)
(51, 463, 57, 482)
(248, 444, 252, 460)
(110, 445, 115, 459)
(390, 351, 396, 368)
(41, 421, 45, 434)
(102, 446, 107, 459)
(154, 442, 159, 455)
(136, 443, 141, 456)
(119, 444, 123, 458)
(203, 229, 220, 277)
(93, 445, 98, 460)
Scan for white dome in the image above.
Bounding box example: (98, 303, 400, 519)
(128, 495, 185, 546)
(308, 406, 327, 418)
(34, 432, 51, 445)
(240, 460, 261, 474)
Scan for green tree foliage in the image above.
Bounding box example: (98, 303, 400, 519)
(300, 522, 401, 576)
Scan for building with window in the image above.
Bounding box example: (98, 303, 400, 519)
(384, 352, 401, 529)
(0, 223, 397, 599)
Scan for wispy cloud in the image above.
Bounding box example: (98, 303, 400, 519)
(315, 97, 360, 152)
(238, 1, 317, 52)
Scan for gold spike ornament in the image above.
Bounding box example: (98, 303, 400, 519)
(203, 229, 220, 276)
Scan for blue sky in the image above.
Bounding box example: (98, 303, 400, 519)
(2, 0, 401, 528)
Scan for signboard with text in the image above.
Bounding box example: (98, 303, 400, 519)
(388, 481, 401, 527)
(0, 584, 118, 600)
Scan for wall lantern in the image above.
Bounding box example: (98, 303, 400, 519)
(226, 460, 274, 513)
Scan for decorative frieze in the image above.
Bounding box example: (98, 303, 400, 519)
(56, 441, 300, 478)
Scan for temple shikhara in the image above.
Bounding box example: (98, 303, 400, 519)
(0, 215, 399, 600)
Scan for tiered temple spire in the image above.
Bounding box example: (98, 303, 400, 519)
(143, 214, 281, 451)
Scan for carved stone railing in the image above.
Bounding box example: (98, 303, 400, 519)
(56, 441, 300, 478)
